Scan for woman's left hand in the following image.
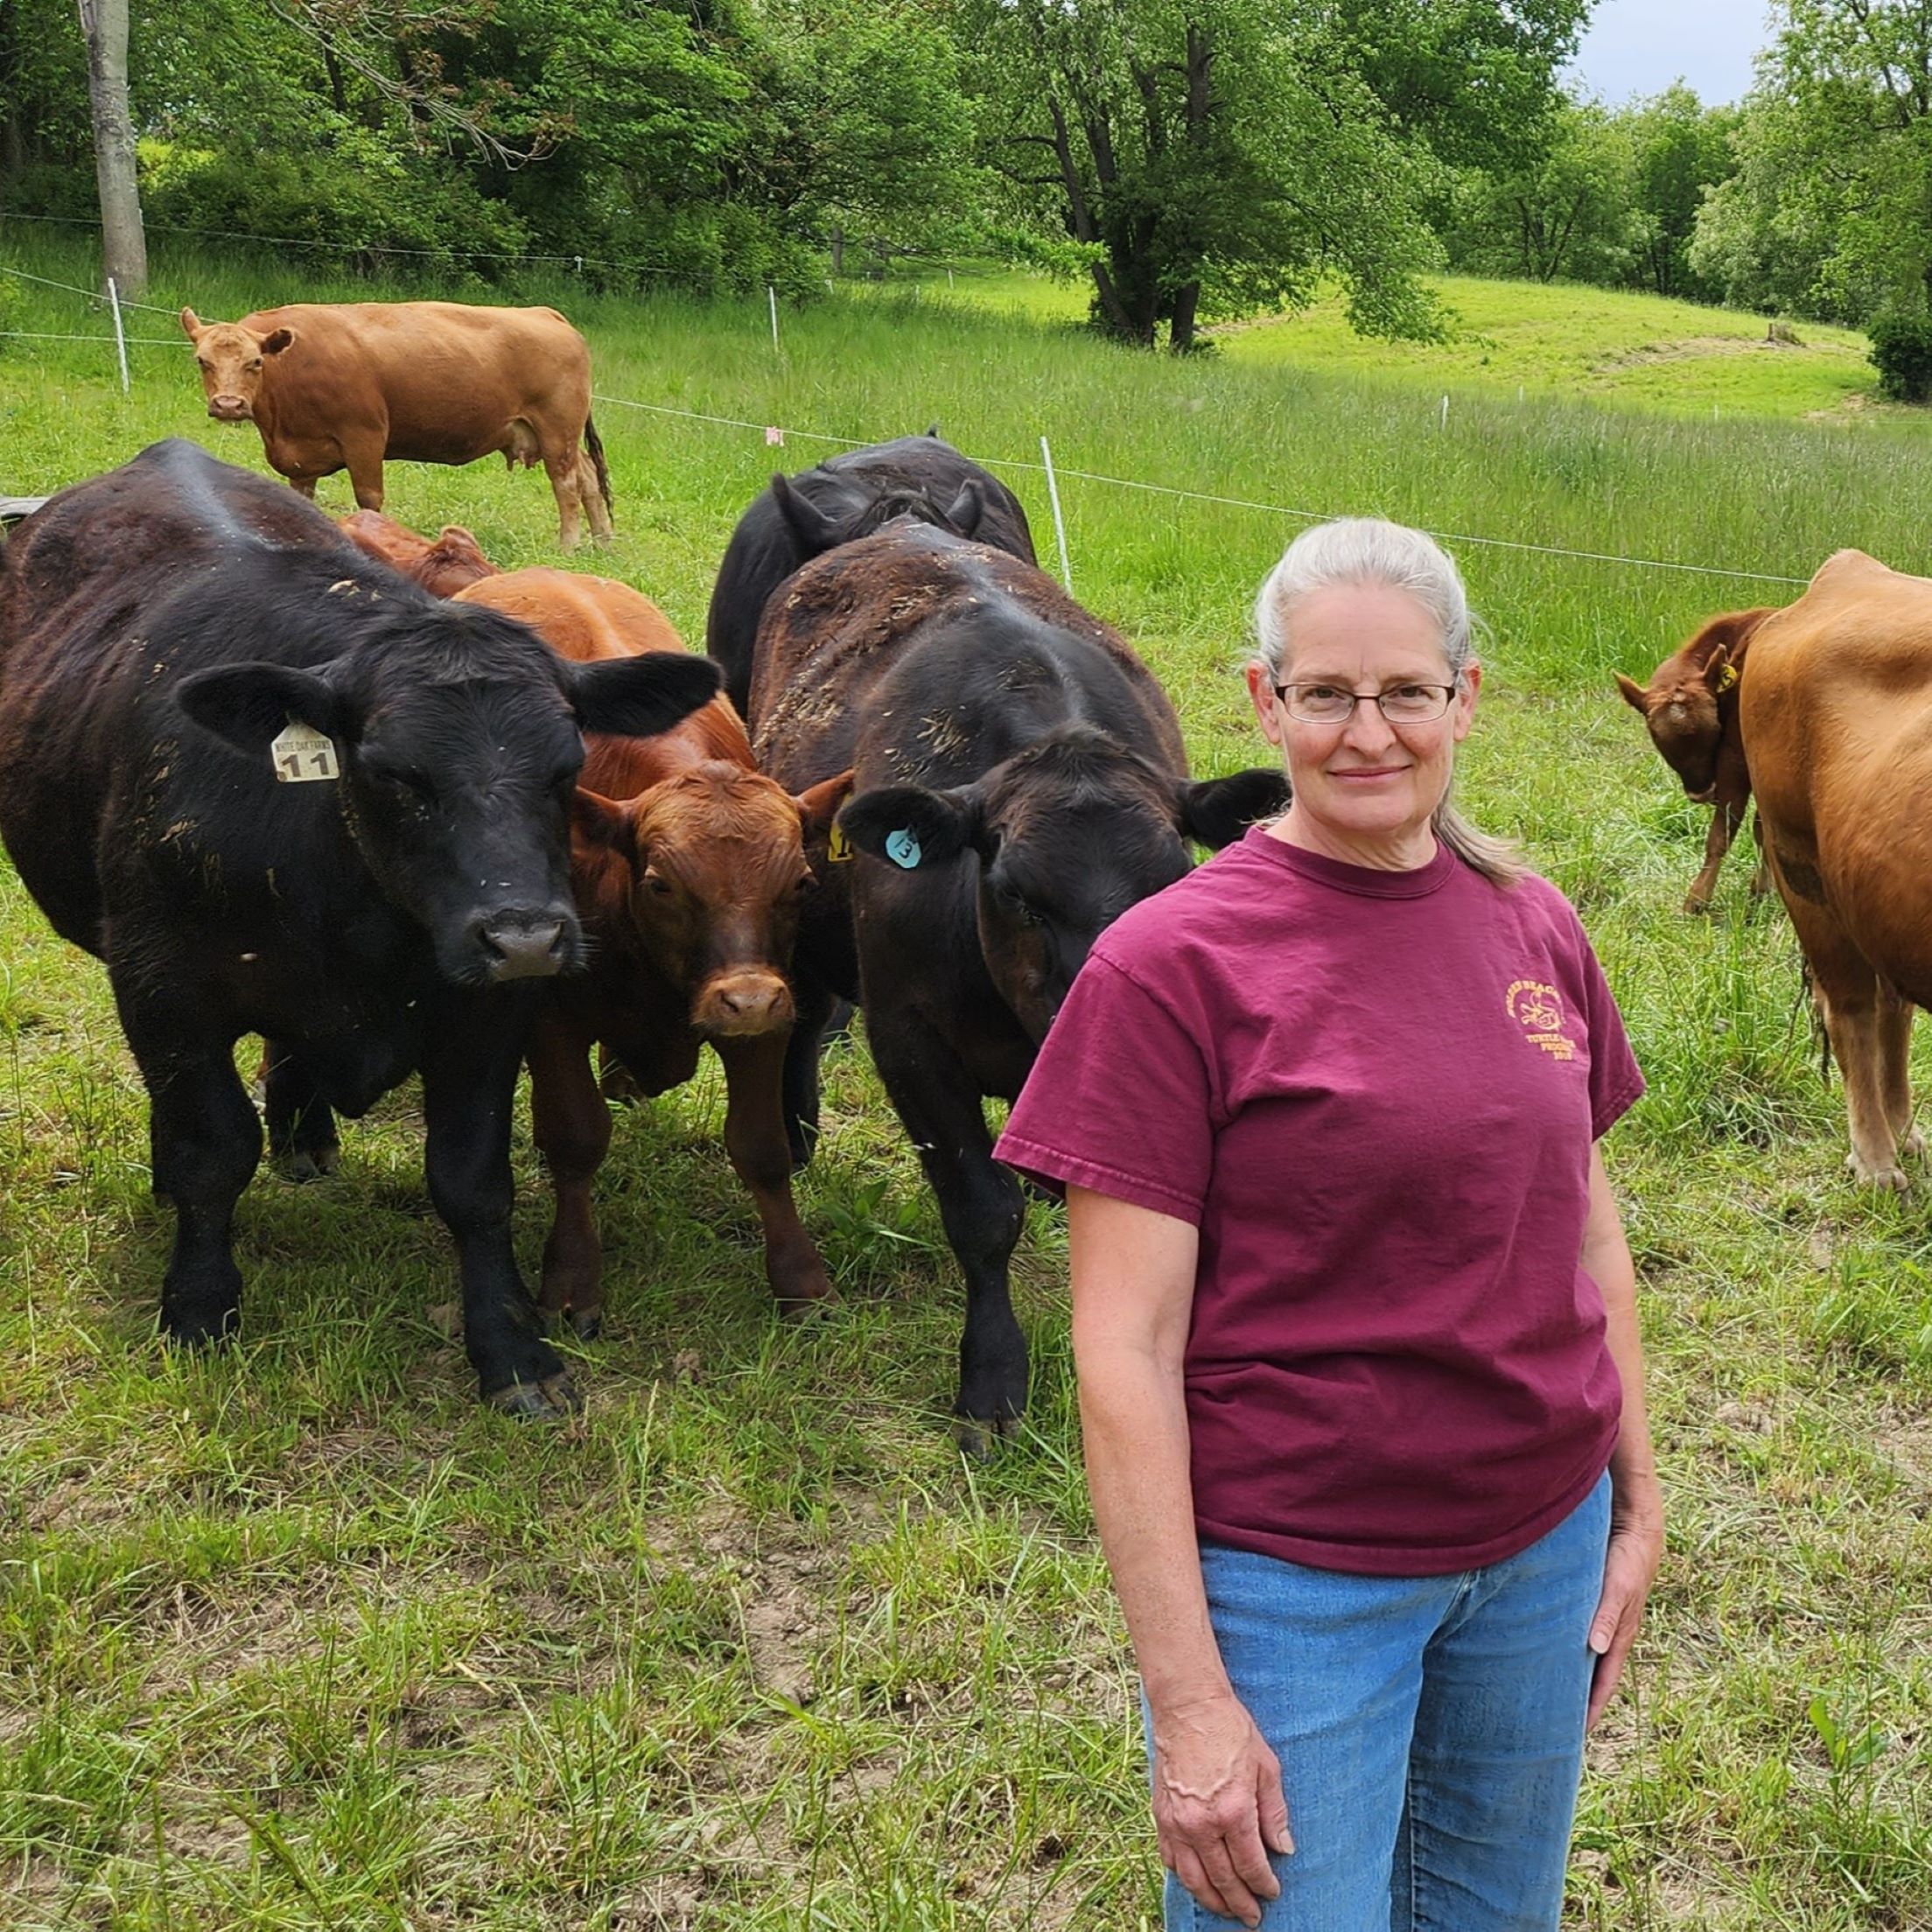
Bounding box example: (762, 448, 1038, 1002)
(1586, 1473, 1662, 1727)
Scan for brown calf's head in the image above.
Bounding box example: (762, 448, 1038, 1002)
(1614, 607, 1772, 802)
(180, 308, 295, 424)
(574, 761, 855, 1034)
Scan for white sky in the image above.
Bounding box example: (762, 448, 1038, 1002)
(1567, 0, 1775, 106)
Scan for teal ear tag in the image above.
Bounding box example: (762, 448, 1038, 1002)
(885, 828, 922, 869)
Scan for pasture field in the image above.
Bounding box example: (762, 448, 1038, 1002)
(890, 264, 1896, 428)
(2, 237, 1931, 1928)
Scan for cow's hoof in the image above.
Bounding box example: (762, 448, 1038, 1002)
(1900, 1125, 1926, 1160)
(161, 1308, 240, 1350)
(1681, 895, 1712, 916)
(275, 1145, 340, 1184)
(485, 1373, 583, 1419)
(569, 1306, 603, 1342)
(1847, 1150, 1910, 1192)
(953, 1411, 1020, 1460)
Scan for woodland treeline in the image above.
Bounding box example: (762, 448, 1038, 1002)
(2, 0, 1928, 347)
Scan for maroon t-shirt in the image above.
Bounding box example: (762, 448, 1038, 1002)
(995, 827, 1644, 1578)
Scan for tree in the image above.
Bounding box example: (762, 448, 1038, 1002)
(1445, 100, 1638, 285)
(1690, 2, 1932, 323)
(75, 0, 147, 294)
(1623, 84, 1736, 299)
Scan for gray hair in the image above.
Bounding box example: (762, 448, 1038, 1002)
(1251, 517, 1522, 887)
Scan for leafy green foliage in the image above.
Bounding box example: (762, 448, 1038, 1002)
(1869, 311, 1932, 402)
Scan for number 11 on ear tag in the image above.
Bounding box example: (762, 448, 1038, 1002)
(270, 721, 340, 783)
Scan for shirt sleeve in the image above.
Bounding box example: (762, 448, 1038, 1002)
(1568, 911, 1645, 1140)
(993, 949, 1215, 1225)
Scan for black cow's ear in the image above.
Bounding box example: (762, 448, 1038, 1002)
(944, 480, 984, 539)
(770, 473, 843, 556)
(838, 783, 984, 869)
(175, 662, 343, 753)
(569, 651, 718, 738)
(1175, 767, 1292, 849)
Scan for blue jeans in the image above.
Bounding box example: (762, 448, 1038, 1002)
(1159, 1474, 1612, 1932)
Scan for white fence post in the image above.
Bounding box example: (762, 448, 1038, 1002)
(1439, 394, 1449, 431)
(769, 284, 780, 353)
(1040, 436, 1072, 594)
(106, 275, 129, 394)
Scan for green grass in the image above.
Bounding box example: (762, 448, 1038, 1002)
(2, 232, 1931, 1927)
(889, 264, 1896, 428)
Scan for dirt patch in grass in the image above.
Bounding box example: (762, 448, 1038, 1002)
(1592, 335, 1843, 373)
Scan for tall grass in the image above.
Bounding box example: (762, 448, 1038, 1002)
(1, 233, 1928, 1928)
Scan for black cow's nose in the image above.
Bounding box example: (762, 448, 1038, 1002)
(475, 911, 572, 980)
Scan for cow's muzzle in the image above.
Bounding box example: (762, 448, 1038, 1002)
(473, 909, 576, 981)
(207, 396, 253, 424)
(693, 970, 794, 1036)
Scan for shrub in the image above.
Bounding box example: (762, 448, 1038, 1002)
(1868, 311, 1932, 402)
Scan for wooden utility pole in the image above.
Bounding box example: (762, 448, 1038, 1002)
(75, 0, 147, 298)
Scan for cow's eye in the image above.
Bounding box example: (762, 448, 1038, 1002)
(245, 359, 262, 372)
(643, 870, 675, 898)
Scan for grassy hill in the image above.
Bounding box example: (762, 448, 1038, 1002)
(1, 234, 1928, 1928)
(894, 265, 1894, 427)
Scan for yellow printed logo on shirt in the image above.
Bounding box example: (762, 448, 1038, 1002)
(1506, 979, 1577, 1060)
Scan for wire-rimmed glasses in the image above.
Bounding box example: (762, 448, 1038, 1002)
(1272, 681, 1458, 726)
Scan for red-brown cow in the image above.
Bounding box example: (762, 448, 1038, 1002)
(337, 509, 497, 596)
(181, 300, 613, 549)
(452, 568, 850, 1332)
(1616, 607, 1774, 912)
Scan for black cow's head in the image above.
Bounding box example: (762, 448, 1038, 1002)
(176, 602, 718, 985)
(770, 472, 987, 561)
(838, 728, 1288, 1040)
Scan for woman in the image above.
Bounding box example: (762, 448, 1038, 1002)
(993, 519, 1662, 1931)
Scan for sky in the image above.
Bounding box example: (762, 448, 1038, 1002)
(1566, 0, 1774, 106)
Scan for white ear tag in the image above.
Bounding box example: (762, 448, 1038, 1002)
(270, 720, 340, 783)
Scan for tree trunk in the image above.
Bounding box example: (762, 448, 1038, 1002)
(830, 225, 845, 276)
(1169, 280, 1201, 354)
(75, 0, 146, 298)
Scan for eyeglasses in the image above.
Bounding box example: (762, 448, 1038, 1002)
(1272, 681, 1458, 725)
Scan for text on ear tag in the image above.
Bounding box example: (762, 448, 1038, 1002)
(271, 721, 340, 782)
(826, 821, 854, 864)
(885, 828, 922, 869)
(1718, 662, 1739, 691)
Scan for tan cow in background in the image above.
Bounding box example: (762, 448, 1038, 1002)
(181, 300, 613, 549)
(1742, 549, 1932, 1186)
(1616, 606, 1773, 912)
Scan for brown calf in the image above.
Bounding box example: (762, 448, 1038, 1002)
(452, 568, 850, 1330)
(1740, 550, 1932, 1188)
(336, 509, 497, 596)
(1615, 607, 1774, 912)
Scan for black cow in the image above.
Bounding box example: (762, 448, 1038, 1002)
(749, 522, 1287, 1443)
(0, 440, 717, 1417)
(705, 432, 1035, 715)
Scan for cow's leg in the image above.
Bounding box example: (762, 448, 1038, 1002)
(1878, 985, 1922, 1158)
(1787, 899, 1905, 1188)
(113, 980, 261, 1346)
(780, 975, 839, 1169)
(576, 451, 614, 543)
(866, 1004, 1027, 1446)
(1684, 799, 1743, 914)
(262, 1038, 340, 1182)
(419, 991, 578, 1415)
(1748, 810, 1771, 898)
(290, 477, 318, 501)
(340, 434, 386, 513)
(527, 1013, 612, 1340)
(543, 444, 584, 552)
(717, 1032, 836, 1316)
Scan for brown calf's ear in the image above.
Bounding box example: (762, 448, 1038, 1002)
(260, 327, 296, 356)
(572, 788, 633, 855)
(179, 307, 203, 341)
(1614, 672, 1649, 712)
(794, 768, 858, 840)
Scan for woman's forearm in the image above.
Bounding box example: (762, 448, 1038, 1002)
(1582, 1152, 1660, 1512)
(1078, 1334, 1232, 1715)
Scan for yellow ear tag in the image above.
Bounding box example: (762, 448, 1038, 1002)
(1718, 662, 1739, 691)
(826, 820, 854, 863)
(270, 721, 340, 782)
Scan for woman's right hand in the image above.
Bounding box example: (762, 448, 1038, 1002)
(1151, 1690, 1293, 1927)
